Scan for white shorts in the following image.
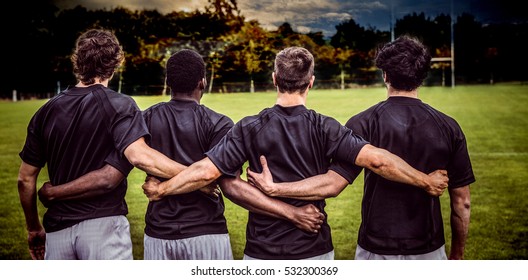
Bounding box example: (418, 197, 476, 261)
(243, 250, 335, 260)
(355, 244, 447, 260)
(144, 233, 233, 260)
(45, 215, 133, 260)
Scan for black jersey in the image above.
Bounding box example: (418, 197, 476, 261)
(143, 98, 234, 239)
(19, 84, 148, 232)
(344, 96, 475, 255)
(206, 104, 368, 259)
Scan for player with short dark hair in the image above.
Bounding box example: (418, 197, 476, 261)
(142, 46, 449, 260)
(351, 36, 474, 260)
(142, 49, 233, 259)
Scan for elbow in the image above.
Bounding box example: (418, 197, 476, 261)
(364, 153, 385, 172)
(462, 192, 471, 207)
(201, 169, 221, 184)
(17, 175, 31, 193)
(127, 152, 146, 169)
(320, 171, 349, 198)
(95, 165, 125, 192)
(218, 177, 243, 204)
(17, 176, 24, 188)
(460, 198, 471, 212)
(326, 188, 342, 198)
(17, 178, 26, 193)
(451, 192, 471, 214)
(124, 140, 152, 170)
(324, 183, 348, 198)
(219, 182, 238, 201)
(197, 159, 222, 183)
(356, 145, 386, 172)
(100, 180, 119, 192)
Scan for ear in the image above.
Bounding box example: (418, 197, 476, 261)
(272, 72, 277, 87)
(308, 75, 315, 89)
(199, 78, 206, 90)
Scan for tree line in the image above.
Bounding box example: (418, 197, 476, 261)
(2, 0, 527, 98)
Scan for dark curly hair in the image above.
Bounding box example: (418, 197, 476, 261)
(166, 49, 206, 96)
(71, 29, 124, 85)
(375, 35, 431, 91)
(274, 47, 314, 93)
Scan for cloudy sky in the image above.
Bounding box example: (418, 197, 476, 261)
(52, 0, 525, 36)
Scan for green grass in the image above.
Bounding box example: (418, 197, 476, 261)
(1, 84, 527, 260)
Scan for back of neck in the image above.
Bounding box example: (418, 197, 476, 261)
(387, 86, 418, 99)
(77, 78, 109, 88)
(275, 91, 307, 107)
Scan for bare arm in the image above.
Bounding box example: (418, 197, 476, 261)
(124, 137, 186, 178)
(17, 161, 46, 260)
(143, 157, 222, 201)
(38, 164, 125, 207)
(124, 138, 217, 196)
(448, 185, 471, 260)
(219, 172, 325, 233)
(355, 144, 448, 196)
(246, 155, 350, 200)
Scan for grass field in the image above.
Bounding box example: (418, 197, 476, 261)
(1, 84, 527, 260)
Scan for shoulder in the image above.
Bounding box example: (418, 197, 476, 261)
(305, 109, 352, 140)
(144, 102, 168, 114)
(306, 108, 343, 127)
(199, 105, 234, 126)
(97, 88, 141, 114)
(28, 93, 70, 122)
(142, 102, 168, 120)
(238, 107, 271, 126)
(348, 101, 385, 122)
(347, 100, 398, 133)
(423, 103, 464, 130)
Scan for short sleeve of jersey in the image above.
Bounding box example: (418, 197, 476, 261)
(329, 129, 369, 183)
(446, 120, 476, 188)
(325, 109, 374, 183)
(104, 149, 134, 176)
(19, 107, 47, 168)
(329, 160, 363, 184)
(322, 116, 369, 175)
(205, 121, 247, 177)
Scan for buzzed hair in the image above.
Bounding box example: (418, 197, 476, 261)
(274, 47, 314, 93)
(166, 49, 206, 96)
(375, 35, 431, 91)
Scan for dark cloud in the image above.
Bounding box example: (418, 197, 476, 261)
(52, 0, 526, 36)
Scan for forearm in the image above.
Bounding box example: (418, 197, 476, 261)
(17, 163, 42, 231)
(137, 148, 186, 178)
(158, 158, 220, 197)
(449, 186, 471, 259)
(220, 177, 294, 220)
(356, 145, 429, 189)
(43, 165, 125, 202)
(269, 171, 349, 200)
(19, 181, 41, 231)
(124, 138, 186, 178)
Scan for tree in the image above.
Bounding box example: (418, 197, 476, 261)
(205, 0, 244, 35)
(221, 20, 274, 92)
(330, 18, 387, 87)
(395, 12, 438, 49)
(454, 13, 485, 83)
